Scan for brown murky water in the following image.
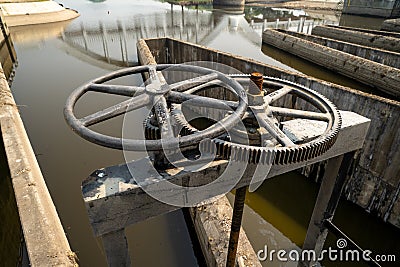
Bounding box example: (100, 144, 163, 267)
(3, 0, 400, 266)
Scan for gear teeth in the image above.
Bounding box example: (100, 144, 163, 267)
(171, 104, 198, 137)
(260, 150, 268, 165)
(144, 115, 160, 140)
(288, 148, 295, 164)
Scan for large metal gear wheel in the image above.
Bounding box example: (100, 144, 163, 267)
(168, 74, 342, 165)
(64, 64, 248, 151)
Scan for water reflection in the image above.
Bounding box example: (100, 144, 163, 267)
(339, 14, 386, 30)
(61, 8, 215, 67)
(10, 20, 74, 44)
(59, 4, 333, 71)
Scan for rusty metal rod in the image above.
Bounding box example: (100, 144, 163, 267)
(248, 72, 263, 94)
(226, 186, 247, 267)
(227, 73, 264, 266)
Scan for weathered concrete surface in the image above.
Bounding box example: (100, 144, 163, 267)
(83, 107, 368, 266)
(262, 29, 400, 97)
(82, 111, 370, 230)
(140, 37, 400, 229)
(0, 65, 77, 264)
(189, 196, 261, 267)
(278, 29, 400, 69)
(312, 25, 400, 53)
(0, 1, 79, 27)
(382, 18, 400, 33)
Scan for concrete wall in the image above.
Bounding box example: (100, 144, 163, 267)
(262, 29, 400, 97)
(342, 0, 400, 18)
(323, 25, 400, 38)
(278, 29, 400, 69)
(312, 25, 400, 53)
(142, 37, 400, 229)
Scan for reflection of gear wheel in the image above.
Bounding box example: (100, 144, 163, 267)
(168, 75, 341, 165)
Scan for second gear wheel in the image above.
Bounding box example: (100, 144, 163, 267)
(151, 74, 342, 165)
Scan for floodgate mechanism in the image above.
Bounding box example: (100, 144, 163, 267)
(64, 64, 370, 266)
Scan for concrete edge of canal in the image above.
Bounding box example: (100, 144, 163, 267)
(0, 63, 77, 265)
(0, 0, 79, 28)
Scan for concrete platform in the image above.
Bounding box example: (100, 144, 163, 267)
(0, 1, 79, 27)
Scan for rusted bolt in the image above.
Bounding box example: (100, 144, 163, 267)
(248, 72, 265, 105)
(250, 72, 264, 92)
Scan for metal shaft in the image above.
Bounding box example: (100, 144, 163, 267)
(227, 73, 263, 266)
(226, 186, 247, 267)
(249, 72, 263, 94)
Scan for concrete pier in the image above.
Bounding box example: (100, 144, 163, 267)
(189, 197, 262, 267)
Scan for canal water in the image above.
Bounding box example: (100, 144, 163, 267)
(5, 0, 400, 266)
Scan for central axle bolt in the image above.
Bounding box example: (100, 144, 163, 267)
(250, 72, 264, 93)
(248, 72, 265, 106)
